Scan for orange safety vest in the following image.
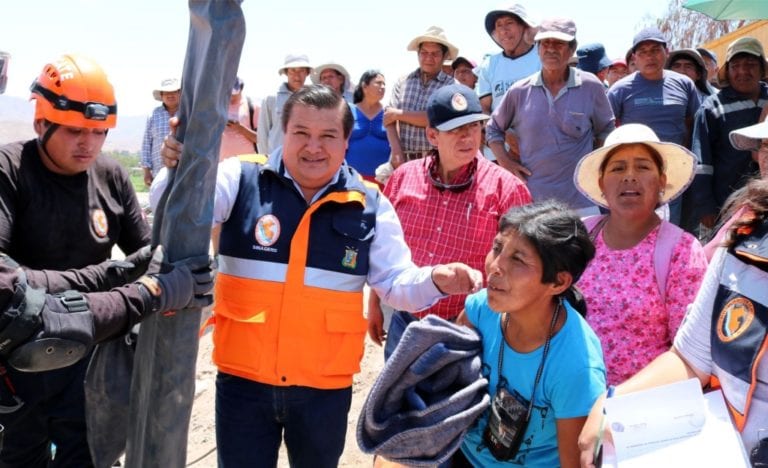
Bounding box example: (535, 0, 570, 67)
(204, 155, 379, 389)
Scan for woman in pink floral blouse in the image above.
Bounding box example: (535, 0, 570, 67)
(573, 124, 708, 385)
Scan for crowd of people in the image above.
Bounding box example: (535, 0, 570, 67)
(2, 2, 768, 468)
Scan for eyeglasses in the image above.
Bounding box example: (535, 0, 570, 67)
(30, 82, 116, 121)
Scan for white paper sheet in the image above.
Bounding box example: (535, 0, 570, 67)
(599, 379, 750, 468)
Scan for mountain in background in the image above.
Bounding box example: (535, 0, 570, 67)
(0, 95, 146, 153)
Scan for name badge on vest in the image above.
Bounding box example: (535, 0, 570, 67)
(255, 215, 281, 247)
(342, 246, 358, 269)
(717, 296, 756, 343)
(91, 209, 108, 238)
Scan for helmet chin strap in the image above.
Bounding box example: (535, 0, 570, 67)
(36, 122, 108, 173)
(36, 121, 61, 171)
(37, 122, 71, 174)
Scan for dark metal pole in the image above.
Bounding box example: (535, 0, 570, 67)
(124, 2, 245, 466)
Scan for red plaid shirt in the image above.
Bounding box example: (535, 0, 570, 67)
(384, 152, 531, 319)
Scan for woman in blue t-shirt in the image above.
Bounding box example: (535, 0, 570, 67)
(454, 201, 607, 467)
(346, 70, 389, 184)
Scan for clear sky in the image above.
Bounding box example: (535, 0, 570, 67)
(1, 0, 672, 117)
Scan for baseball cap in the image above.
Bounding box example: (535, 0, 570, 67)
(427, 84, 489, 131)
(632, 27, 667, 52)
(534, 17, 576, 42)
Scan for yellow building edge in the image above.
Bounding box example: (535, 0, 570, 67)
(701, 20, 768, 66)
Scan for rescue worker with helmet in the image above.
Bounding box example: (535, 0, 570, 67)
(0, 54, 150, 467)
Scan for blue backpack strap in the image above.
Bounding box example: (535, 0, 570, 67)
(653, 221, 684, 300)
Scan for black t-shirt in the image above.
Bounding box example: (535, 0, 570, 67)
(0, 140, 150, 270)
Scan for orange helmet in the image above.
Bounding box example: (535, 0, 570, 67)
(30, 54, 117, 129)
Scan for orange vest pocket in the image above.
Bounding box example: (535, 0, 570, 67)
(212, 300, 274, 377)
(320, 308, 368, 377)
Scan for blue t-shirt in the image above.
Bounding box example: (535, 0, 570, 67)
(607, 70, 700, 145)
(460, 290, 606, 467)
(476, 47, 541, 112)
(345, 106, 390, 178)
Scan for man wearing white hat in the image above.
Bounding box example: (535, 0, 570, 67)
(141, 77, 180, 186)
(476, 4, 540, 114)
(311, 62, 353, 102)
(257, 53, 312, 155)
(384, 26, 457, 170)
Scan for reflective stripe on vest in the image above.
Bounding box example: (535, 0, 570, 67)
(212, 181, 374, 389)
(710, 252, 768, 431)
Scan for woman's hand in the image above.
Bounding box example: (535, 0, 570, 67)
(578, 393, 611, 468)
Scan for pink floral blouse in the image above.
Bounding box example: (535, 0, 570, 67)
(578, 225, 708, 385)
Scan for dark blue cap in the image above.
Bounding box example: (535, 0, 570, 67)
(632, 27, 667, 52)
(427, 84, 489, 131)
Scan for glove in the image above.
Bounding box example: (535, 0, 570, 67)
(106, 245, 153, 284)
(137, 246, 214, 313)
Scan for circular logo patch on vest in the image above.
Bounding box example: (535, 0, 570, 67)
(451, 92, 468, 111)
(716, 297, 755, 343)
(254, 215, 280, 247)
(91, 209, 108, 238)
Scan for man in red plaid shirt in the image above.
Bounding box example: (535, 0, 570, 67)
(368, 83, 531, 351)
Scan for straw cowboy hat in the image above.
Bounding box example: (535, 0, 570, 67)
(152, 77, 180, 101)
(310, 62, 351, 88)
(730, 118, 768, 152)
(407, 26, 459, 61)
(574, 124, 696, 208)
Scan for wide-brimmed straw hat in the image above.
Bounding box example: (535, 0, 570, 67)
(574, 124, 696, 208)
(407, 26, 459, 61)
(310, 62, 351, 88)
(730, 119, 768, 152)
(152, 77, 180, 101)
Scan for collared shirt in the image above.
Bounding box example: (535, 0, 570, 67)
(389, 69, 454, 152)
(150, 152, 446, 312)
(487, 67, 615, 209)
(384, 152, 531, 319)
(141, 105, 174, 176)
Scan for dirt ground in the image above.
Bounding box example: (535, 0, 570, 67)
(184, 322, 384, 467)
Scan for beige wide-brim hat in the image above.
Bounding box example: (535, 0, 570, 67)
(310, 62, 351, 88)
(278, 53, 313, 75)
(574, 124, 696, 209)
(152, 77, 181, 101)
(730, 119, 768, 152)
(407, 26, 459, 61)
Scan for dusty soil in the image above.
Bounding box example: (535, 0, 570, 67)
(184, 324, 384, 467)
